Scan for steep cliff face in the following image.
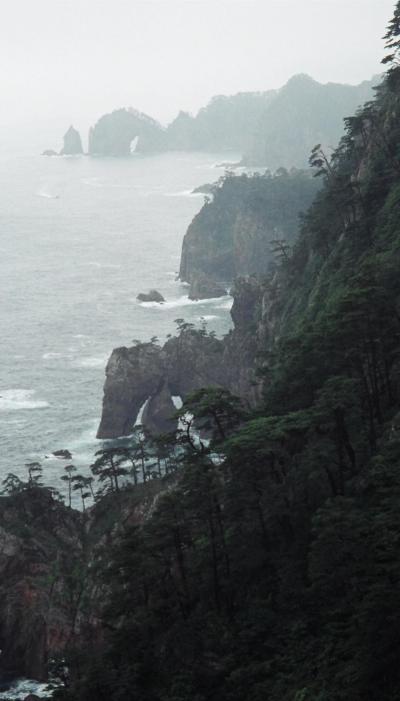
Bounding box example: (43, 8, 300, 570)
(0, 481, 171, 685)
(60, 126, 83, 155)
(0, 489, 84, 681)
(97, 343, 166, 439)
(97, 333, 228, 439)
(97, 276, 273, 439)
(97, 171, 316, 440)
(179, 170, 319, 283)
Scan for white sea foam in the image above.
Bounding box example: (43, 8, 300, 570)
(75, 355, 108, 369)
(215, 297, 234, 310)
(36, 190, 60, 199)
(0, 389, 49, 411)
(85, 261, 122, 269)
(172, 395, 183, 410)
(136, 294, 232, 310)
(42, 352, 65, 360)
(0, 678, 53, 699)
(136, 399, 149, 425)
(199, 314, 218, 321)
(61, 419, 100, 467)
(164, 189, 203, 198)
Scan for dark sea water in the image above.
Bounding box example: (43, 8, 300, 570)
(0, 151, 236, 494)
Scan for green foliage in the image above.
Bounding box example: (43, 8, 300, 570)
(62, 8, 400, 700)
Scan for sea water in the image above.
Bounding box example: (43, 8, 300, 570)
(0, 151, 236, 494)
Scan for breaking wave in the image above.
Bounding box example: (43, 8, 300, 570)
(0, 389, 49, 411)
(136, 294, 232, 310)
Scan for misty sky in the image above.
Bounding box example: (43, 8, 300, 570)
(0, 0, 395, 151)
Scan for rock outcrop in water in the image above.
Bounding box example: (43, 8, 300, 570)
(137, 289, 165, 303)
(88, 108, 166, 156)
(60, 126, 83, 155)
(97, 275, 273, 438)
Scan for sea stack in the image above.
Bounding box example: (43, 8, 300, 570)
(60, 125, 83, 155)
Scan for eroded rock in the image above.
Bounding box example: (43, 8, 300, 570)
(97, 277, 271, 438)
(60, 126, 83, 156)
(96, 343, 166, 438)
(137, 290, 165, 303)
(142, 383, 177, 434)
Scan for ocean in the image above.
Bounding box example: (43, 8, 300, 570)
(0, 151, 236, 496)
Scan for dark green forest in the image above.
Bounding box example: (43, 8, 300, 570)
(61, 5, 400, 700)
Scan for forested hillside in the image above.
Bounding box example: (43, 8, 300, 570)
(88, 76, 376, 161)
(59, 6, 400, 701)
(179, 169, 319, 282)
(244, 73, 378, 169)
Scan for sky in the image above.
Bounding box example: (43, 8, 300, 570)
(0, 0, 396, 152)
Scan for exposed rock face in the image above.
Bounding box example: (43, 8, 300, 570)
(97, 343, 166, 438)
(142, 383, 177, 434)
(179, 171, 319, 284)
(0, 489, 84, 681)
(42, 149, 58, 157)
(60, 126, 83, 155)
(97, 333, 227, 439)
(137, 289, 165, 303)
(97, 277, 273, 439)
(0, 481, 173, 685)
(97, 172, 315, 439)
(188, 272, 227, 300)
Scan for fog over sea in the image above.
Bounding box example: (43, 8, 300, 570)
(0, 151, 236, 494)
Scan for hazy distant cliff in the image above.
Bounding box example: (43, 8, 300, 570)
(87, 74, 377, 162)
(88, 108, 166, 156)
(165, 91, 276, 152)
(61, 125, 83, 155)
(244, 73, 378, 168)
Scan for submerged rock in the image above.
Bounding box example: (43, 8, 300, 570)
(188, 272, 227, 300)
(137, 289, 165, 303)
(60, 126, 83, 155)
(52, 449, 72, 460)
(41, 149, 58, 157)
